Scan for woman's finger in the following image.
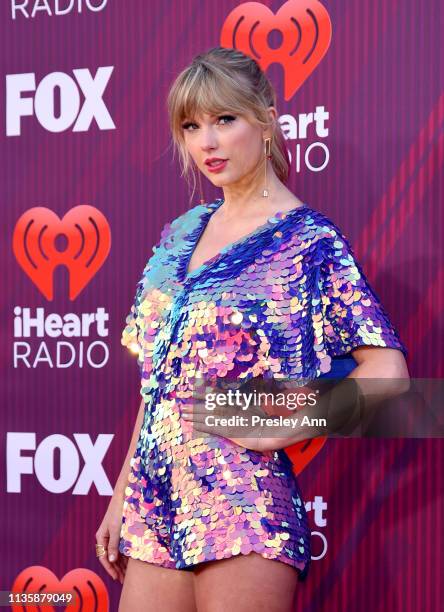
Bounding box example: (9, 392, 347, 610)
(114, 557, 125, 584)
(182, 401, 212, 415)
(194, 425, 221, 436)
(96, 532, 118, 580)
(182, 406, 208, 418)
(111, 560, 123, 584)
(107, 525, 121, 565)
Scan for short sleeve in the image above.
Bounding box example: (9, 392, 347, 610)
(120, 204, 205, 358)
(120, 220, 175, 355)
(319, 225, 408, 359)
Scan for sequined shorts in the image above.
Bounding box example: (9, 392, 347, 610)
(118, 436, 311, 580)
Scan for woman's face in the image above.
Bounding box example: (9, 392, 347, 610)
(181, 110, 268, 188)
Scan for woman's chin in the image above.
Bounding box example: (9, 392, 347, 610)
(206, 175, 228, 187)
(206, 173, 238, 188)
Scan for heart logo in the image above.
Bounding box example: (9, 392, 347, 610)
(285, 436, 327, 475)
(221, 0, 332, 100)
(11, 566, 109, 611)
(12, 205, 111, 301)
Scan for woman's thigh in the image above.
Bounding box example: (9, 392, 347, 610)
(193, 552, 299, 612)
(119, 557, 197, 612)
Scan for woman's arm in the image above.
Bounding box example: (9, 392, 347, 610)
(348, 346, 410, 392)
(249, 347, 411, 449)
(112, 397, 145, 499)
(95, 397, 145, 581)
(183, 347, 411, 451)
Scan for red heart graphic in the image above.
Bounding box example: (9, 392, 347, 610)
(12, 205, 111, 301)
(11, 565, 109, 611)
(285, 436, 327, 475)
(221, 0, 332, 100)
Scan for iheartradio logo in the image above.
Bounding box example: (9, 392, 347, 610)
(11, 566, 109, 610)
(221, 0, 332, 100)
(13, 205, 111, 300)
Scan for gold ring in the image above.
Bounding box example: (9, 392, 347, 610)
(95, 544, 107, 558)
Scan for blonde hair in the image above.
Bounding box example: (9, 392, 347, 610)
(166, 46, 290, 204)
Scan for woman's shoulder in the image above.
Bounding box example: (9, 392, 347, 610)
(283, 205, 359, 268)
(151, 201, 209, 254)
(159, 199, 219, 241)
(170, 200, 212, 227)
(302, 205, 353, 245)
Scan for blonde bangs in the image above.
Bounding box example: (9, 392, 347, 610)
(170, 64, 258, 133)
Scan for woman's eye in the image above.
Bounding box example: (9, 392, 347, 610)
(182, 121, 197, 131)
(218, 115, 235, 125)
(181, 115, 235, 131)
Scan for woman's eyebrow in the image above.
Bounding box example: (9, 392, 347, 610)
(183, 111, 229, 123)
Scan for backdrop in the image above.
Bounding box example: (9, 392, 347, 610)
(1, 0, 443, 610)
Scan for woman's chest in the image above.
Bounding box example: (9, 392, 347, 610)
(139, 229, 321, 334)
(136, 247, 322, 383)
(186, 214, 279, 275)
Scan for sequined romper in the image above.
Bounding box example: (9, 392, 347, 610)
(119, 199, 407, 579)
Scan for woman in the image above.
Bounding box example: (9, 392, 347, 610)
(96, 47, 409, 611)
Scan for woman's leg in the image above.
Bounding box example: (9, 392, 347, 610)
(193, 552, 299, 612)
(118, 557, 197, 612)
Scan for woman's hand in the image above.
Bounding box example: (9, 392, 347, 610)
(181, 378, 325, 452)
(181, 388, 263, 451)
(95, 493, 128, 584)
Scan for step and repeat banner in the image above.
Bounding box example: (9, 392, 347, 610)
(1, 1, 443, 610)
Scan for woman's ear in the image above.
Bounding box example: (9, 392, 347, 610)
(267, 106, 278, 125)
(263, 106, 278, 137)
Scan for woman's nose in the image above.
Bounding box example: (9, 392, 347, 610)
(199, 127, 218, 150)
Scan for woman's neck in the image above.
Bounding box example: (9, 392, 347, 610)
(219, 164, 292, 220)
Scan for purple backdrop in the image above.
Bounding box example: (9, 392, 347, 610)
(1, 0, 443, 610)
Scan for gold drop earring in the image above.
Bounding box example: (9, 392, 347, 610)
(262, 137, 272, 197)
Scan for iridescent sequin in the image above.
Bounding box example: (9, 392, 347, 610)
(119, 199, 407, 580)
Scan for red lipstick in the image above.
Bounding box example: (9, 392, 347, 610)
(205, 158, 228, 173)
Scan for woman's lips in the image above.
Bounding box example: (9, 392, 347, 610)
(206, 159, 228, 173)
